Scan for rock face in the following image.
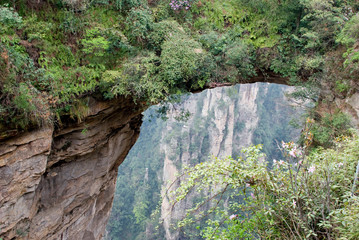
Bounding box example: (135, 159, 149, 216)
(103, 83, 303, 240)
(335, 91, 359, 128)
(160, 84, 261, 239)
(1, 84, 358, 240)
(158, 83, 298, 240)
(0, 97, 143, 240)
(0, 127, 53, 239)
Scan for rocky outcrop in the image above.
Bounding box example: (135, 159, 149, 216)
(160, 84, 260, 240)
(0, 83, 292, 240)
(0, 127, 53, 239)
(159, 83, 298, 239)
(335, 91, 359, 128)
(0, 97, 143, 240)
(1, 83, 358, 240)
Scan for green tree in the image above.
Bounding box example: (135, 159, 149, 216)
(166, 136, 359, 239)
(125, 7, 154, 45)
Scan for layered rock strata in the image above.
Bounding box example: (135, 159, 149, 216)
(0, 97, 143, 240)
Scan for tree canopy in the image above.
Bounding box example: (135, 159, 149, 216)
(0, 0, 358, 135)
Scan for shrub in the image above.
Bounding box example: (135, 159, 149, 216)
(113, 0, 145, 11)
(336, 14, 359, 74)
(58, 10, 85, 35)
(333, 195, 359, 239)
(101, 52, 168, 103)
(169, 0, 193, 11)
(166, 135, 359, 239)
(337, 14, 359, 47)
(0, 5, 22, 30)
(13, 82, 36, 113)
(310, 111, 352, 147)
(294, 55, 325, 77)
(125, 7, 153, 45)
(81, 27, 110, 57)
(45, 66, 99, 104)
(0, 36, 51, 129)
(198, 31, 225, 55)
(22, 16, 57, 43)
(80, 26, 126, 70)
(148, 20, 185, 50)
(159, 35, 214, 90)
(224, 39, 256, 81)
(300, 0, 347, 51)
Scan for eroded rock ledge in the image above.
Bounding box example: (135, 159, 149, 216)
(0, 97, 143, 240)
(1, 86, 359, 240)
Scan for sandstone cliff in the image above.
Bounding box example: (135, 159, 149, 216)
(1, 86, 358, 240)
(0, 97, 143, 240)
(160, 83, 298, 239)
(105, 83, 303, 239)
(158, 86, 359, 240)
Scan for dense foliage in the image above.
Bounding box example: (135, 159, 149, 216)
(0, 0, 358, 136)
(168, 134, 359, 239)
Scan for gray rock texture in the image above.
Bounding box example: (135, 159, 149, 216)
(0, 97, 143, 240)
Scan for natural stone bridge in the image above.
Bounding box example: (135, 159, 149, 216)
(1, 71, 358, 239)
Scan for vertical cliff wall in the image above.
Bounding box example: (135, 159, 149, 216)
(0, 97, 143, 240)
(160, 83, 298, 240)
(106, 83, 300, 240)
(160, 84, 259, 240)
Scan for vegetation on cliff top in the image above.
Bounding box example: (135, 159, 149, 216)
(0, 0, 358, 136)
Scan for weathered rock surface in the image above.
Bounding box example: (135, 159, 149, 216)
(0, 127, 53, 239)
(0, 97, 143, 240)
(160, 83, 292, 240)
(1, 84, 358, 240)
(335, 91, 359, 128)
